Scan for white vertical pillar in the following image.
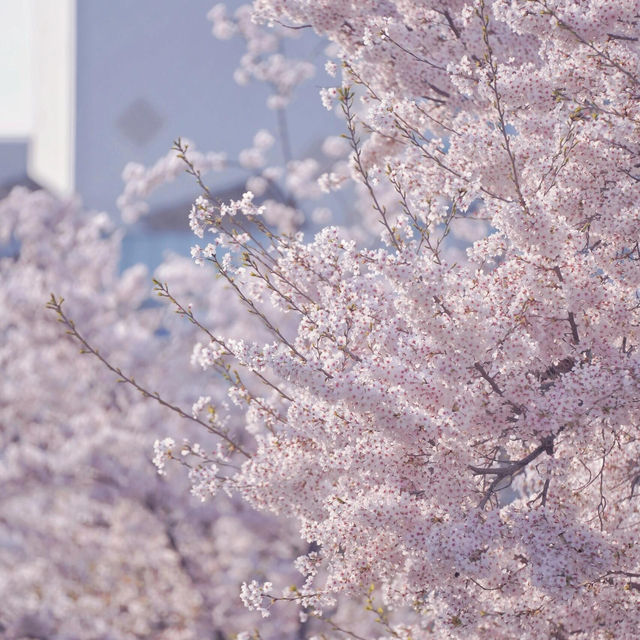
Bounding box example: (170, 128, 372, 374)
(28, 0, 76, 196)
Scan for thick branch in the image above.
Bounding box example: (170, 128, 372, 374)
(470, 434, 556, 509)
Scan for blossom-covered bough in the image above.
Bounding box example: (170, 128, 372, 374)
(50, 1, 640, 638)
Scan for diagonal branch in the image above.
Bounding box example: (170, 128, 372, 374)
(46, 294, 250, 458)
(470, 434, 557, 508)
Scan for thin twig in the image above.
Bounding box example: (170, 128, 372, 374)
(46, 294, 250, 457)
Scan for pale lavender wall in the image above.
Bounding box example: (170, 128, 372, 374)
(73, 0, 335, 218)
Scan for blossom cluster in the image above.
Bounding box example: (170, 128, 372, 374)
(149, 1, 640, 638)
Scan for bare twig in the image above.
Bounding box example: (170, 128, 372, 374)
(339, 86, 402, 251)
(46, 294, 250, 457)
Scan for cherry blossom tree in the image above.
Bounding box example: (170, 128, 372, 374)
(43, 0, 640, 638)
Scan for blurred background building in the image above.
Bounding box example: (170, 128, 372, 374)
(0, 0, 335, 266)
